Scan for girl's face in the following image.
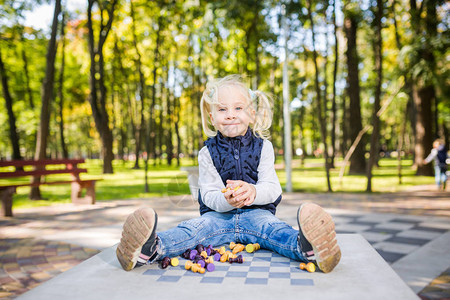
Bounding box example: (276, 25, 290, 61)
(209, 85, 255, 138)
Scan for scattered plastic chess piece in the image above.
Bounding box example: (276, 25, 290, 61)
(229, 255, 244, 264)
(245, 243, 260, 253)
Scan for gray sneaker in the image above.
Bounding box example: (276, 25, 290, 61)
(297, 203, 341, 273)
(116, 207, 158, 271)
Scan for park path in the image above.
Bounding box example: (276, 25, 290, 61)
(0, 185, 448, 299)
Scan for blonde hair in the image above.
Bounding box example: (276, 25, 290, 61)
(200, 74, 273, 139)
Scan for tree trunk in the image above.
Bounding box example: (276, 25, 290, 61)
(344, 14, 366, 174)
(86, 0, 117, 174)
(366, 0, 383, 192)
(158, 89, 164, 165)
(409, 0, 436, 176)
(148, 16, 162, 168)
(30, 0, 61, 199)
(113, 34, 134, 161)
(392, 0, 416, 165)
(330, 0, 338, 167)
(174, 90, 181, 167)
(58, 11, 68, 159)
(413, 85, 434, 175)
(19, 28, 35, 111)
(130, 1, 147, 169)
(0, 47, 22, 161)
(166, 82, 174, 166)
(307, 0, 332, 192)
(341, 91, 348, 155)
(145, 15, 163, 191)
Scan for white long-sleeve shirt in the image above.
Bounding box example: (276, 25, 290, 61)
(198, 139, 282, 212)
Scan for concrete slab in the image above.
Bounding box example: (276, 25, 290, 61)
(16, 234, 418, 300)
(391, 231, 450, 293)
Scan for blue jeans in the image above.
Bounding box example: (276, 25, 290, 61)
(154, 209, 305, 262)
(435, 165, 448, 187)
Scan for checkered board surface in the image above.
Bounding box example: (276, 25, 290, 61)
(332, 214, 449, 264)
(142, 249, 314, 286)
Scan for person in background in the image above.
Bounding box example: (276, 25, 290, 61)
(424, 139, 448, 190)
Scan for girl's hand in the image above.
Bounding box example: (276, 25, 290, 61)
(225, 180, 256, 207)
(223, 188, 246, 208)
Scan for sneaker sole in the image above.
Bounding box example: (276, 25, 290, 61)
(116, 207, 157, 271)
(298, 203, 341, 273)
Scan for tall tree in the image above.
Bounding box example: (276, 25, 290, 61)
(330, 0, 339, 167)
(86, 0, 117, 173)
(307, 0, 332, 192)
(145, 13, 164, 191)
(112, 33, 134, 161)
(58, 11, 68, 159)
(30, 0, 61, 199)
(343, 3, 366, 174)
(18, 25, 35, 110)
(366, 0, 383, 192)
(0, 46, 22, 161)
(130, 0, 147, 169)
(408, 0, 437, 176)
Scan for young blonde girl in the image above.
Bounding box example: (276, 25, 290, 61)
(116, 75, 341, 273)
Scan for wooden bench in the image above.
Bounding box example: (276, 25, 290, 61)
(0, 159, 100, 217)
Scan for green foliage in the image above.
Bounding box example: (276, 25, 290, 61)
(0, 0, 447, 192)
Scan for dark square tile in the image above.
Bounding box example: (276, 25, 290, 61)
(291, 278, 314, 286)
(385, 236, 430, 246)
(253, 257, 272, 262)
(365, 228, 402, 235)
(411, 226, 447, 233)
(157, 275, 181, 282)
(226, 271, 247, 277)
(375, 249, 405, 263)
(348, 221, 378, 227)
(271, 252, 284, 258)
(214, 265, 230, 272)
(390, 218, 421, 224)
(245, 278, 268, 285)
(143, 269, 166, 276)
(270, 261, 291, 267)
(269, 272, 290, 278)
(249, 266, 270, 272)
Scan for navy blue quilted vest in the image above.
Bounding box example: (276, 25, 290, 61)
(198, 128, 282, 215)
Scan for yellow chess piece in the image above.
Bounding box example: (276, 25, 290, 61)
(245, 243, 260, 253)
(170, 257, 179, 267)
(232, 244, 245, 254)
(306, 262, 316, 273)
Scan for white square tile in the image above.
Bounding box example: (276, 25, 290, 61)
(269, 266, 291, 273)
(335, 224, 372, 232)
(397, 230, 443, 240)
(247, 271, 269, 278)
(360, 231, 393, 242)
(375, 222, 416, 231)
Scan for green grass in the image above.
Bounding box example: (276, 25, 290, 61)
(276, 157, 434, 193)
(2, 157, 434, 209)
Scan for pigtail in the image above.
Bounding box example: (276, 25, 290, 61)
(251, 90, 273, 139)
(200, 82, 219, 137)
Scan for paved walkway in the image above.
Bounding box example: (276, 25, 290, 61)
(0, 185, 449, 299)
